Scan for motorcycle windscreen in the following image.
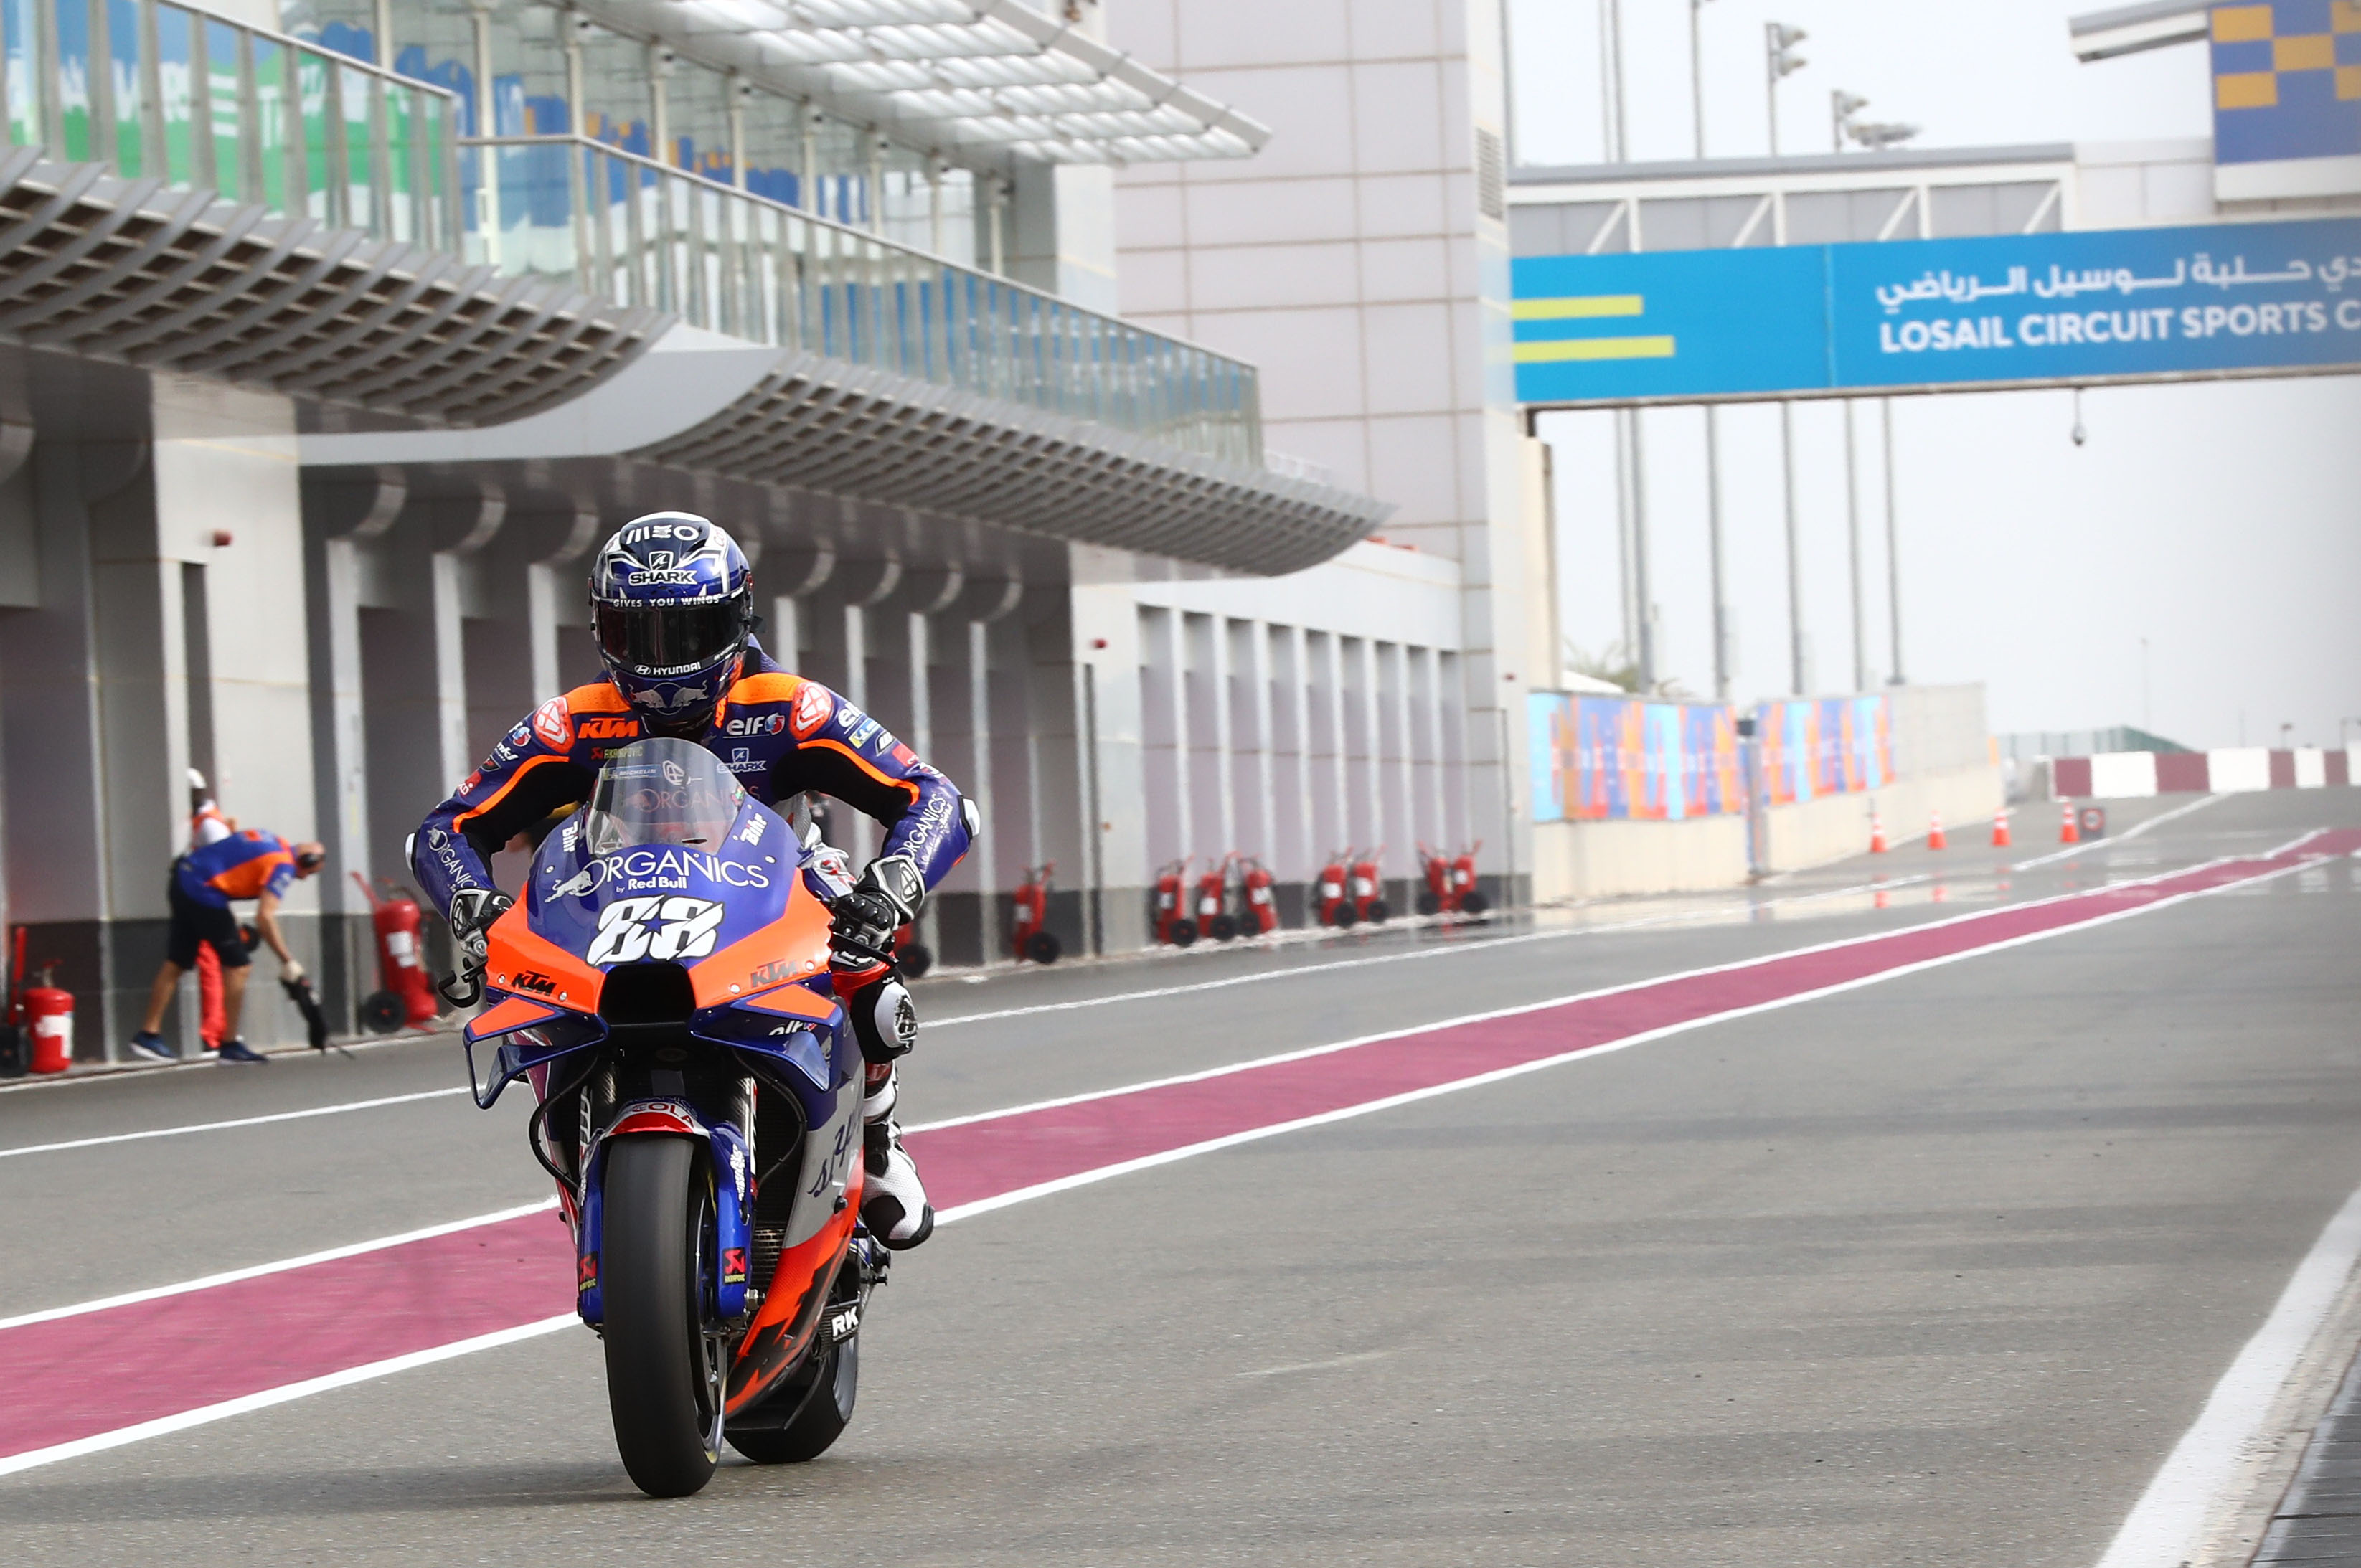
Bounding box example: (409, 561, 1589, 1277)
(526, 739, 795, 965)
(583, 736, 743, 854)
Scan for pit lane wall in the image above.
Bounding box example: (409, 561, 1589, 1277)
(1528, 683, 2003, 902)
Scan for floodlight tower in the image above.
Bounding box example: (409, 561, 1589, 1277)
(1765, 23, 1807, 156)
(1831, 90, 1870, 153)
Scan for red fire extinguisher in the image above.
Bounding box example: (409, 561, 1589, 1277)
(1351, 846, 1390, 925)
(1415, 841, 1451, 915)
(1195, 854, 1238, 942)
(351, 874, 438, 1032)
(1451, 841, 1489, 916)
(1238, 856, 1277, 935)
(1011, 862, 1060, 964)
(1155, 859, 1196, 946)
(13, 926, 72, 1074)
(1317, 850, 1355, 928)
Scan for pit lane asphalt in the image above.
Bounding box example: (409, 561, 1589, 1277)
(2, 790, 2355, 1564)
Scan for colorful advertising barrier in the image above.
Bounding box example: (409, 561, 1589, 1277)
(1530, 691, 1895, 824)
(1529, 695, 1743, 824)
(1512, 216, 2361, 405)
(1755, 696, 1896, 806)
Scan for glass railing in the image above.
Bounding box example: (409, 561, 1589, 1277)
(464, 133, 1262, 467)
(0, 0, 460, 249)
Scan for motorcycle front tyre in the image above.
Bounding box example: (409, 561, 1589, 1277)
(728, 1334, 859, 1464)
(603, 1137, 722, 1498)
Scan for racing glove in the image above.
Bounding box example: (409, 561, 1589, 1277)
(448, 888, 514, 975)
(829, 854, 923, 972)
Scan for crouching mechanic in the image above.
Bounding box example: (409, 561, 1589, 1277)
(412, 512, 973, 1250)
(130, 830, 326, 1063)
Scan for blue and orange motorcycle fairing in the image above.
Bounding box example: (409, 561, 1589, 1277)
(458, 755, 870, 1417)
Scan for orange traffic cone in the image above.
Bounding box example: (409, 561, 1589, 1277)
(1869, 805, 1888, 854)
(1991, 808, 2012, 848)
(1927, 811, 1947, 851)
(2059, 799, 2080, 844)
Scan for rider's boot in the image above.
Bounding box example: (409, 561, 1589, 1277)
(859, 1064, 933, 1250)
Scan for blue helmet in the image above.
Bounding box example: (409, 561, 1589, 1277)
(588, 512, 753, 736)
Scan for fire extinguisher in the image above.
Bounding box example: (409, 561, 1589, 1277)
(1451, 841, 1489, 916)
(1238, 856, 1277, 935)
(1155, 859, 1196, 946)
(1317, 850, 1356, 928)
(1415, 841, 1451, 915)
(351, 874, 438, 1032)
(1011, 862, 1060, 964)
(1351, 846, 1390, 925)
(16, 925, 73, 1074)
(1196, 854, 1238, 942)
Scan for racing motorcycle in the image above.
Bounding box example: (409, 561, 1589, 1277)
(451, 737, 883, 1497)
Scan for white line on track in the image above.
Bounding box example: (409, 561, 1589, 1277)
(0, 1086, 469, 1160)
(1, 833, 2329, 1478)
(2009, 792, 2226, 872)
(0, 1315, 577, 1480)
(927, 849, 2325, 1222)
(920, 848, 2104, 1033)
(0, 1197, 557, 1333)
(2093, 1180, 2361, 1568)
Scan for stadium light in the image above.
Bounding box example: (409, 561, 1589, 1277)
(1831, 90, 1870, 152)
(1849, 120, 1922, 151)
(1765, 22, 1807, 154)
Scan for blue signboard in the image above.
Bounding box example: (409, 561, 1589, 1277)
(2208, 1, 2361, 170)
(1512, 215, 2361, 405)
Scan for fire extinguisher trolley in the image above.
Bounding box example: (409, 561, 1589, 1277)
(349, 874, 439, 1032)
(1237, 856, 1278, 935)
(1011, 862, 1061, 964)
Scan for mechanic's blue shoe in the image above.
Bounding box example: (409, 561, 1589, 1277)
(127, 1031, 177, 1062)
(215, 1039, 268, 1064)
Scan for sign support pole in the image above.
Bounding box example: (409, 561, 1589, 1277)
(1781, 400, 1805, 694)
(1882, 397, 1905, 686)
(1845, 397, 1867, 691)
(1706, 403, 1730, 700)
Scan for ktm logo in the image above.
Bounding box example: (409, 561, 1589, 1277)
(747, 959, 796, 988)
(576, 715, 638, 742)
(511, 970, 557, 996)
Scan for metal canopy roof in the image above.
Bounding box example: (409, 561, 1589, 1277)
(571, 0, 1270, 168)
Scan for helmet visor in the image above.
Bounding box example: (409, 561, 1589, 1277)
(594, 597, 745, 677)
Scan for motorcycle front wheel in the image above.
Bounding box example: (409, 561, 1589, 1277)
(603, 1137, 725, 1498)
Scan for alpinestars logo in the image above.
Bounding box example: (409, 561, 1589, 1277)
(790, 681, 834, 739)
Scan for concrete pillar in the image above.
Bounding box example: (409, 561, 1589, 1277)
(1021, 594, 1089, 956)
(923, 573, 1019, 966)
(1305, 630, 1343, 868)
(983, 611, 1036, 938)
(1339, 636, 1376, 854)
(1230, 618, 1273, 868)
(1380, 642, 1412, 899)
(1184, 612, 1231, 865)
(301, 465, 403, 1026)
(1267, 623, 1312, 913)
(1068, 557, 1145, 954)
(1139, 604, 1184, 870)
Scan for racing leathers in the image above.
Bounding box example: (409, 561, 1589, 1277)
(413, 640, 970, 1248)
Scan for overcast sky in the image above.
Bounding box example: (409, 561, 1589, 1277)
(1512, 0, 2361, 751)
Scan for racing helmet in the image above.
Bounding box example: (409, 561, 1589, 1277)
(587, 512, 753, 737)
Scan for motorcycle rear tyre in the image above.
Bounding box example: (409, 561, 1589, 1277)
(728, 1335, 859, 1463)
(603, 1137, 722, 1498)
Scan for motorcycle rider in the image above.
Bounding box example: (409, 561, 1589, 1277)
(413, 512, 972, 1250)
